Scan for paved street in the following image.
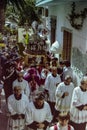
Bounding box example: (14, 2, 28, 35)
(0, 89, 8, 130)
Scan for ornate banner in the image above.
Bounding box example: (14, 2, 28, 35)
(27, 40, 47, 55)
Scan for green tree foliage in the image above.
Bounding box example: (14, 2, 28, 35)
(18, 0, 40, 26)
(0, 0, 41, 32)
(0, 0, 26, 32)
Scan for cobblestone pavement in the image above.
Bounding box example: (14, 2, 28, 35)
(0, 89, 8, 130)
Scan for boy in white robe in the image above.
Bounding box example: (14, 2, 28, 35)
(54, 76, 74, 123)
(55, 75, 74, 112)
(63, 60, 79, 87)
(70, 76, 87, 130)
(7, 85, 29, 130)
(49, 112, 74, 130)
(26, 92, 52, 130)
(45, 67, 61, 116)
(13, 71, 30, 97)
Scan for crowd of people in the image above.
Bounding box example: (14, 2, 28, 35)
(0, 44, 87, 130)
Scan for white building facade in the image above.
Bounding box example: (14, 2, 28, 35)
(36, 0, 87, 76)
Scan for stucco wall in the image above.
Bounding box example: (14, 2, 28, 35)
(48, 2, 87, 53)
(72, 47, 87, 75)
(49, 4, 66, 46)
(63, 2, 87, 54)
(48, 2, 87, 73)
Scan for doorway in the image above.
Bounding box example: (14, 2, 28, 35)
(62, 30, 72, 61)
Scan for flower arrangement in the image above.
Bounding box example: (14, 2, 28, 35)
(68, 2, 87, 30)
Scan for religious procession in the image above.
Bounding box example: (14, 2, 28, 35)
(0, 19, 87, 130)
(0, 0, 87, 130)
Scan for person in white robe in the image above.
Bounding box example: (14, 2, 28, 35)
(70, 76, 87, 130)
(54, 75, 74, 123)
(26, 92, 52, 130)
(13, 71, 30, 98)
(45, 67, 61, 116)
(7, 85, 29, 130)
(63, 60, 79, 87)
(55, 75, 74, 112)
(49, 112, 74, 130)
